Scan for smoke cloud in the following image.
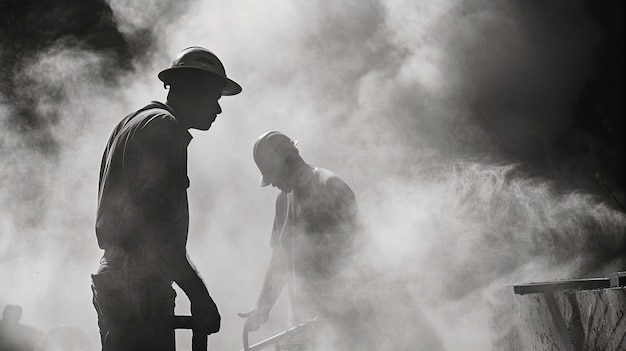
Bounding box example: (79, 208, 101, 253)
(1, 0, 624, 350)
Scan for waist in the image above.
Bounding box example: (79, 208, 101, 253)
(94, 265, 172, 286)
(98, 250, 171, 283)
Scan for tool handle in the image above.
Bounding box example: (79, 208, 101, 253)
(192, 332, 208, 351)
(172, 315, 208, 351)
(242, 323, 250, 351)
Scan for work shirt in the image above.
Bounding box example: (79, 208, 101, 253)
(264, 169, 447, 351)
(270, 167, 359, 322)
(95, 101, 192, 281)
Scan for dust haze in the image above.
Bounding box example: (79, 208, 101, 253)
(1, 0, 624, 350)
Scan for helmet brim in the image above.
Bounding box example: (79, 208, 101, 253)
(158, 67, 242, 96)
(259, 175, 270, 187)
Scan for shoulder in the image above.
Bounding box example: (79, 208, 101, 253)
(136, 103, 182, 132)
(313, 168, 356, 199)
(127, 103, 188, 142)
(315, 168, 350, 189)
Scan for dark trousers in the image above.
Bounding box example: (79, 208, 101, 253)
(91, 270, 176, 351)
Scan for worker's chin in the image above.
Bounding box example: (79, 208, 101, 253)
(276, 185, 292, 193)
(192, 122, 212, 131)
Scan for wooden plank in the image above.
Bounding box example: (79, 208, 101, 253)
(514, 278, 610, 295)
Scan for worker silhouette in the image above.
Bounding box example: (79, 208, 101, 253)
(0, 305, 44, 351)
(92, 46, 241, 351)
(240, 132, 447, 350)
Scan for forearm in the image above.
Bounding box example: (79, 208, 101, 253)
(256, 250, 288, 311)
(174, 259, 210, 302)
(173, 257, 220, 334)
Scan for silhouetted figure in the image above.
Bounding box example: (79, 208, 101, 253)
(0, 305, 44, 351)
(240, 131, 447, 351)
(91, 47, 241, 351)
(240, 131, 362, 349)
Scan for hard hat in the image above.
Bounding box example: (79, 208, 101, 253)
(253, 131, 299, 187)
(158, 46, 242, 96)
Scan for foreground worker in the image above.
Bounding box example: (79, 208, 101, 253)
(91, 46, 241, 351)
(240, 131, 366, 349)
(240, 131, 447, 351)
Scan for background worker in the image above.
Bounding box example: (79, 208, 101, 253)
(91, 46, 241, 351)
(239, 131, 366, 349)
(239, 131, 447, 351)
(0, 305, 44, 351)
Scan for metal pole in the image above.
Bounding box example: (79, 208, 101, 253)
(172, 315, 208, 351)
(241, 318, 320, 351)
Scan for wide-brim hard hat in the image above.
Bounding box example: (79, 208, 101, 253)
(158, 46, 242, 96)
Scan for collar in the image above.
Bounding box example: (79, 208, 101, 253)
(150, 101, 193, 144)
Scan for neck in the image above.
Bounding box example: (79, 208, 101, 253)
(165, 97, 191, 129)
(293, 163, 314, 193)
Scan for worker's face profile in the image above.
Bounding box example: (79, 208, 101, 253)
(185, 83, 223, 130)
(267, 159, 293, 192)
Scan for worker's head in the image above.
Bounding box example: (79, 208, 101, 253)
(253, 131, 302, 192)
(2, 305, 22, 324)
(159, 47, 241, 130)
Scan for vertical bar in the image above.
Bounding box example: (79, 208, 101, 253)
(172, 316, 208, 351)
(542, 292, 577, 351)
(191, 332, 207, 351)
(564, 291, 585, 350)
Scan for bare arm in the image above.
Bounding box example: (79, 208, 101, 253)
(256, 247, 288, 312)
(239, 248, 287, 331)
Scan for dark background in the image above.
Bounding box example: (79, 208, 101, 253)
(1, 0, 623, 208)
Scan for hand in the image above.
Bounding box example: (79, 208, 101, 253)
(238, 307, 270, 332)
(191, 298, 221, 335)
